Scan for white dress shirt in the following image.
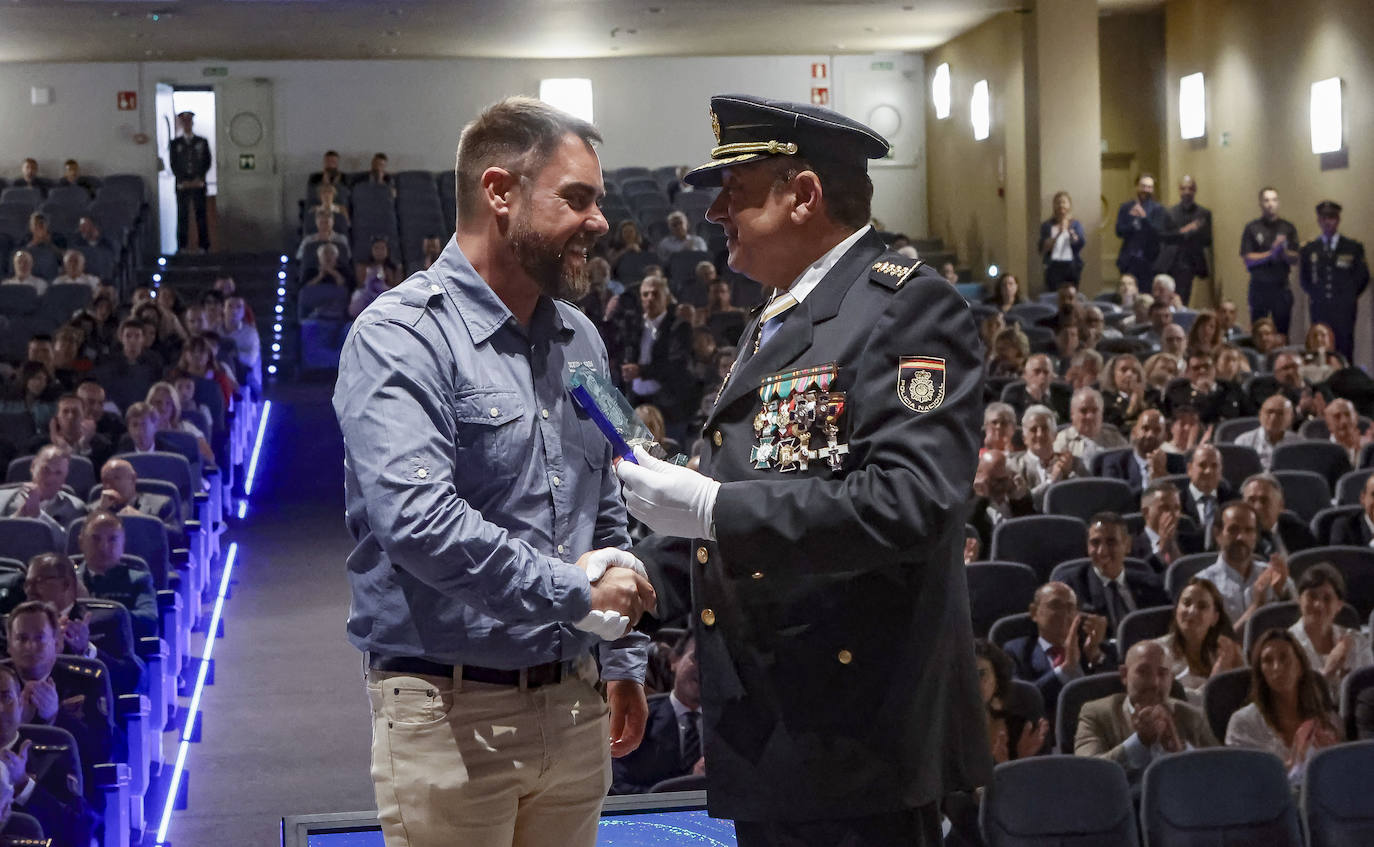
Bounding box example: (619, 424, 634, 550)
(1194, 557, 1296, 624)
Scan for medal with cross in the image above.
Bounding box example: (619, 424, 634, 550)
(750, 436, 776, 469)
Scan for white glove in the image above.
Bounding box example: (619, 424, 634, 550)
(574, 609, 631, 641)
(572, 548, 646, 641)
(614, 446, 720, 540)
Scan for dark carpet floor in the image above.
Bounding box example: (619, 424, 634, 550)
(158, 381, 377, 846)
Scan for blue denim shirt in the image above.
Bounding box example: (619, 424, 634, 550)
(333, 236, 646, 681)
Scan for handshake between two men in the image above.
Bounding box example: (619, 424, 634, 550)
(572, 548, 658, 640)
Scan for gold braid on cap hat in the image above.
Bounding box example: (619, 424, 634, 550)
(710, 140, 799, 159)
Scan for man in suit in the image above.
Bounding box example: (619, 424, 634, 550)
(1241, 473, 1316, 557)
(169, 110, 212, 253)
(90, 458, 181, 547)
(968, 448, 1036, 553)
(1236, 394, 1301, 471)
(1157, 176, 1213, 308)
(1061, 513, 1170, 635)
(620, 275, 697, 435)
(0, 445, 87, 549)
(1004, 582, 1113, 724)
(1300, 200, 1369, 362)
(1179, 444, 1236, 549)
(610, 632, 702, 794)
(1074, 640, 1218, 789)
(999, 353, 1071, 423)
(25, 395, 114, 477)
(1132, 481, 1204, 573)
(0, 661, 98, 847)
(1115, 174, 1166, 284)
(74, 511, 158, 639)
(1331, 472, 1374, 547)
(614, 94, 991, 845)
(1099, 409, 1186, 492)
(1163, 350, 1252, 424)
(1246, 352, 1331, 428)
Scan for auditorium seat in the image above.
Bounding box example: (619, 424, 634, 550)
(1214, 443, 1263, 490)
(0, 283, 40, 317)
(1042, 478, 1135, 522)
(1335, 469, 1373, 505)
(991, 515, 1088, 583)
(648, 774, 706, 793)
(1311, 505, 1361, 546)
(0, 516, 58, 562)
(1215, 416, 1260, 444)
(1302, 740, 1374, 847)
(7, 453, 95, 495)
(1273, 470, 1333, 522)
(1142, 748, 1303, 847)
(966, 561, 1040, 638)
(1272, 443, 1351, 491)
(989, 612, 1036, 651)
(1056, 671, 1125, 754)
(1340, 666, 1374, 740)
(1242, 600, 1360, 657)
(1117, 605, 1175, 654)
(0, 186, 42, 210)
(1201, 667, 1252, 742)
(1300, 416, 1372, 441)
(1287, 547, 1374, 618)
(1049, 557, 1151, 585)
(980, 756, 1139, 847)
(1164, 552, 1222, 600)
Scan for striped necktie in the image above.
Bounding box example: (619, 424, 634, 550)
(757, 292, 798, 349)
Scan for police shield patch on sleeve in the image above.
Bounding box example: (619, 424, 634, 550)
(898, 356, 945, 412)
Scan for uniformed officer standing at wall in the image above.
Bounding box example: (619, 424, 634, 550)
(1241, 187, 1301, 338)
(1300, 200, 1369, 362)
(334, 97, 658, 847)
(168, 110, 212, 253)
(616, 94, 992, 846)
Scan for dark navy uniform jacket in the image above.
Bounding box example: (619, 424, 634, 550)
(689, 228, 993, 822)
(1300, 234, 1369, 360)
(169, 134, 211, 184)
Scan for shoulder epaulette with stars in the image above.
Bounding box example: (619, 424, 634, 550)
(29, 742, 70, 754)
(869, 253, 923, 290)
(56, 659, 102, 678)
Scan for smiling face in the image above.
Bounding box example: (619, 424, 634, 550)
(1087, 521, 1127, 579)
(1175, 582, 1220, 642)
(1299, 580, 1341, 637)
(706, 159, 804, 289)
(507, 133, 609, 301)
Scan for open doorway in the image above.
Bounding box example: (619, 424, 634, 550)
(155, 85, 218, 255)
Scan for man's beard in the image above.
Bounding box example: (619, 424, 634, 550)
(510, 208, 591, 301)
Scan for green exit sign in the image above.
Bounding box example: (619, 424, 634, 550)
(871, 61, 894, 71)
(238, 153, 256, 170)
(203, 66, 229, 77)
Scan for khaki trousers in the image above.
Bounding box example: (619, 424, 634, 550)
(366, 658, 610, 847)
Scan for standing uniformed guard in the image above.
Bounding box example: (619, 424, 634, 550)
(616, 94, 991, 846)
(1241, 186, 1301, 338)
(169, 110, 212, 253)
(1300, 200, 1369, 362)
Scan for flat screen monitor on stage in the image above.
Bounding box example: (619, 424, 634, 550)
(281, 791, 737, 847)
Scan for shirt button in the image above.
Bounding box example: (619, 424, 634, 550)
(712, 430, 723, 447)
(541, 409, 550, 419)
(700, 608, 716, 626)
(557, 544, 565, 554)
(696, 546, 708, 564)
(489, 407, 500, 418)
(837, 649, 853, 665)
(552, 476, 562, 487)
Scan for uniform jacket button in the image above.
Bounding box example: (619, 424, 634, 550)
(837, 649, 853, 665)
(712, 430, 723, 447)
(696, 546, 709, 564)
(751, 571, 764, 580)
(700, 608, 716, 626)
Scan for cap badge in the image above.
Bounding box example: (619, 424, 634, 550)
(710, 109, 721, 144)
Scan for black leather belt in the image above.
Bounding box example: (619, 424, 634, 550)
(369, 655, 577, 689)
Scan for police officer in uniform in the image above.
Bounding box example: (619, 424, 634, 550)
(1300, 200, 1369, 363)
(169, 110, 212, 252)
(1241, 187, 1300, 337)
(616, 95, 991, 846)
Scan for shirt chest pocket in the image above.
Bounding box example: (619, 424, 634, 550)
(452, 389, 527, 477)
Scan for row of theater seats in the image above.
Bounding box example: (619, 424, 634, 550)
(979, 742, 1374, 846)
(0, 394, 261, 847)
(0, 175, 147, 285)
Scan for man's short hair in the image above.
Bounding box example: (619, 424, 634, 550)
(1141, 479, 1179, 509)
(1088, 511, 1128, 535)
(455, 96, 602, 223)
(1241, 472, 1283, 498)
(1022, 403, 1057, 428)
(1137, 172, 1155, 184)
(769, 155, 873, 230)
(33, 444, 68, 467)
(324, 149, 339, 158)
(1215, 499, 1258, 532)
(125, 401, 155, 424)
(7, 600, 59, 637)
(56, 393, 80, 408)
(1258, 186, 1278, 201)
(1070, 386, 1102, 407)
(28, 333, 53, 345)
(666, 210, 688, 227)
(117, 318, 144, 335)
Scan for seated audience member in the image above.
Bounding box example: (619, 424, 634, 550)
(49, 250, 98, 292)
(703, 278, 746, 347)
(4, 601, 114, 801)
(1252, 350, 1329, 427)
(1000, 353, 1071, 422)
(607, 219, 646, 275)
(981, 402, 1016, 453)
(1160, 405, 1200, 457)
(308, 149, 344, 190)
(1151, 273, 1182, 311)
(1331, 473, 1374, 546)
(1007, 404, 1087, 510)
(0, 445, 86, 541)
(1215, 299, 1241, 340)
(656, 211, 707, 261)
(1052, 387, 1128, 464)
(19, 214, 63, 281)
(51, 328, 92, 389)
(356, 152, 394, 191)
(1245, 316, 1285, 358)
(986, 326, 1030, 380)
(1289, 563, 1373, 688)
(309, 182, 349, 226)
(211, 275, 254, 324)
(674, 259, 716, 308)
(296, 208, 350, 265)
(1138, 299, 1173, 350)
(145, 381, 215, 464)
(634, 404, 680, 458)
(610, 632, 703, 794)
(354, 236, 402, 291)
(74, 380, 123, 444)
(1100, 354, 1147, 430)
(2, 250, 48, 296)
(1158, 323, 1188, 362)
(170, 372, 213, 437)
(977, 639, 1049, 763)
(1142, 351, 1180, 399)
(0, 660, 98, 847)
(1005, 582, 1113, 719)
(1214, 346, 1251, 384)
(1122, 291, 1152, 331)
(1064, 349, 1103, 392)
(1100, 409, 1185, 492)
(1153, 577, 1243, 706)
(1, 362, 60, 431)
(1116, 274, 1139, 308)
(134, 302, 186, 367)
(940, 261, 959, 285)
(93, 318, 164, 409)
(56, 158, 98, 197)
(985, 273, 1024, 313)
(1050, 322, 1081, 376)
(177, 335, 237, 407)
(1062, 513, 1170, 634)
(23, 552, 144, 697)
(27, 394, 113, 474)
(1241, 473, 1315, 557)
(1303, 323, 1346, 377)
(968, 449, 1036, 551)
(1164, 349, 1252, 424)
(1179, 444, 1235, 544)
(92, 458, 180, 543)
(116, 401, 159, 454)
(73, 216, 116, 283)
(419, 235, 444, 272)
(1324, 398, 1368, 469)
(306, 243, 349, 290)
(73, 512, 157, 638)
(1225, 628, 1341, 786)
(1186, 310, 1222, 357)
(1075, 641, 1218, 788)
(1132, 481, 1204, 571)
(12, 157, 48, 192)
(1236, 395, 1299, 471)
(222, 296, 261, 388)
(1195, 502, 1296, 627)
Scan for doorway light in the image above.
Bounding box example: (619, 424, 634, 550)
(1310, 77, 1342, 154)
(1179, 73, 1205, 140)
(971, 80, 990, 141)
(932, 63, 951, 120)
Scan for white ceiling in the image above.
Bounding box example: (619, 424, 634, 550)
(0, 0, 1160, 64)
